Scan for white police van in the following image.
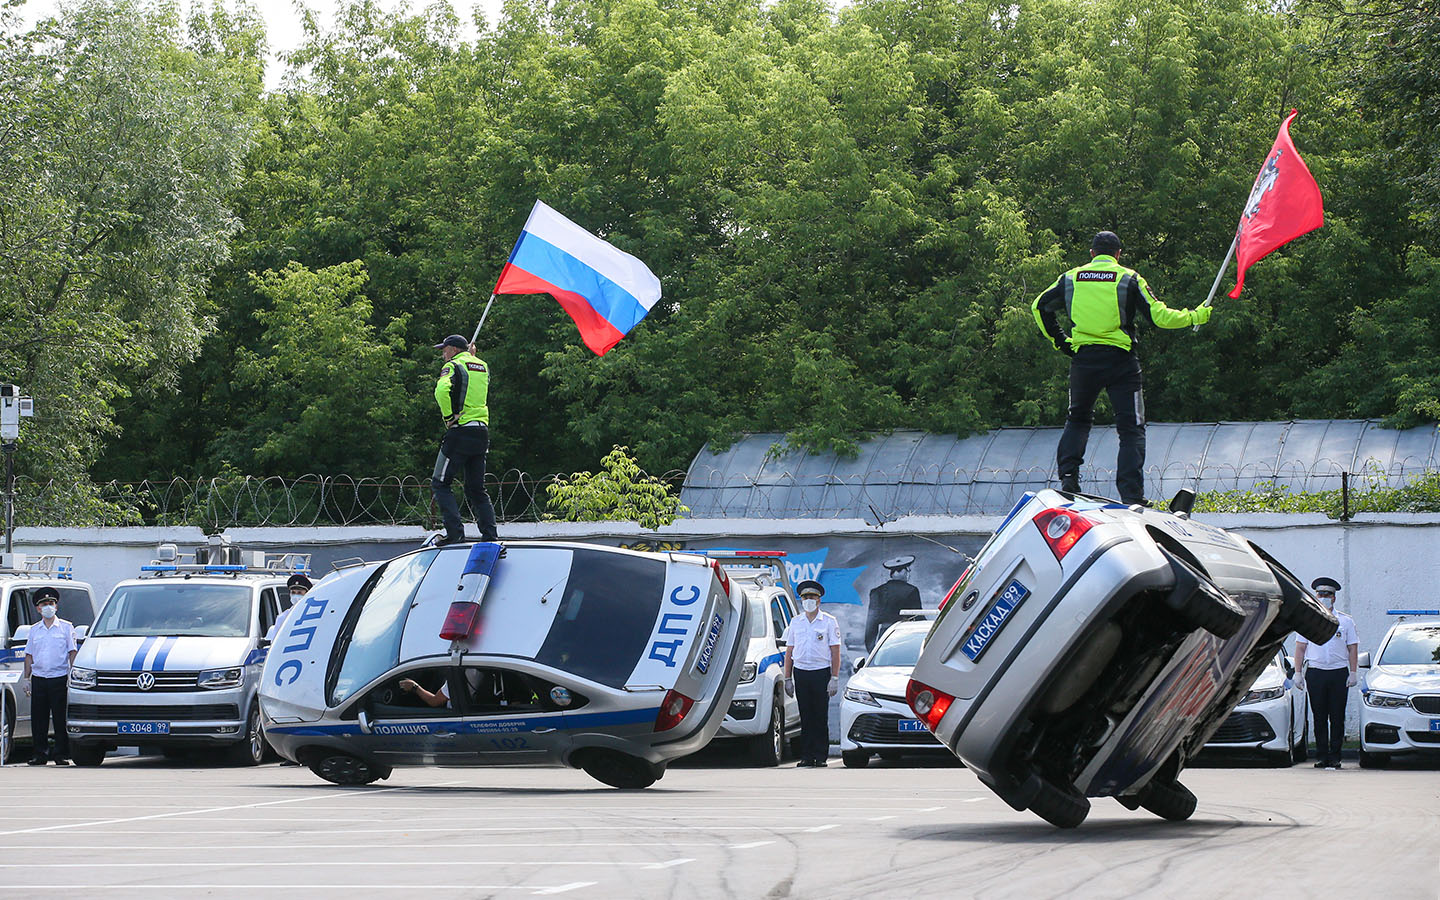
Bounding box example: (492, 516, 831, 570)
(66, 540, 309, 766)
(701, 551, 802, 765)
(260, 541, 749, 789)
(1, 554, 97, 762)
(1358, 609, 1440, 767)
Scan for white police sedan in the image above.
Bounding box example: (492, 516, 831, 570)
(1201, 649, 1308, 766)
(840, 617, 945, 767)
(906, 489, 1336, 827)
(1358, 610, 1440, 768)
(260, 541, 749, 789)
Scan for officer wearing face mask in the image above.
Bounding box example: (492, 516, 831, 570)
(1294, 577, 1359, 769)
(782, 580, 842, 768)
(21, 587, 78, 766)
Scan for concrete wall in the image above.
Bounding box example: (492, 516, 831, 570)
(15, 511, 1439, 739)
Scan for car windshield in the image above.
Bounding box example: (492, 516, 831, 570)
(869, 628, 926, 668)
(749, 596, 768, 638)
(92, 583, 253, 637)
(533, 548, 666, 688)
(1378, 625, 1440, 666)
(331, 550, 437, 705)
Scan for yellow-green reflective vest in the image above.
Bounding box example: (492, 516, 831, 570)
(1031, 254, 1198, 353)
(434, 351, 490, 426)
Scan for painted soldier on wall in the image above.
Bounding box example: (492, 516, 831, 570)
(865, 555, 921, 650)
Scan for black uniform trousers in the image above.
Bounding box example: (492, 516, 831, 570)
(431, 424, 499, 542)
(1056, 345, 1146, 504)
(794, 667, 831, 762)
(30, 675, 69, 761)
(1306, 666, 1349, 764)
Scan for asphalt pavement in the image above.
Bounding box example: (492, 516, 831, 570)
(0, 753, 1435, 898)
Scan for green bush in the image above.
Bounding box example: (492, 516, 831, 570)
(545, 447, 688, 529)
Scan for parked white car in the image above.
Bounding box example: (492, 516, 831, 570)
(840, 617, 945, 767)
(1358, 610, 1440, 768)
(1201, 649, 1308, 766)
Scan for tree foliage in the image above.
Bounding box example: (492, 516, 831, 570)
(545, 445, 688, 529)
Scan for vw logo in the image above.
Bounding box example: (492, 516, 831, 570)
(136, 672, 155, 691)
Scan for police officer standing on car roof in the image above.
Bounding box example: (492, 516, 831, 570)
(430, 335, 499, 546)
(865, 555, 921, 651)
(1032, 231, 1214, 505)
(1294, 577, 1359, 769)
(783, 580, 842, 767)
(21, 587, 77, 766)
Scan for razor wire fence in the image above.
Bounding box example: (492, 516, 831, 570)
(11, 469, 690, 530)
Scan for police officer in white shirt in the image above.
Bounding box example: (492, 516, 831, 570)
(783, 580, 842, 767)
(1294, 576, 1359, 769)
(21, 587, 78, 766)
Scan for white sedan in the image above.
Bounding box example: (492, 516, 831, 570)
(1358, 611, 1440, 768)
(1201, 649, 1309, 766)
(840, 619, 946, 767)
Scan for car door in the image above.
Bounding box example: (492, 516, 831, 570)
(3, 587, 34, 741)
(771, 591, 800, 727)
(458, 664, 576, 765)
(357, 663, 478, 766)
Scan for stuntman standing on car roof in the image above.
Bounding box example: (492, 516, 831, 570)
(430, 334, 499, 546)
(1294, 577, 1359, 769)
(1032, 231, 1214, 505)
(783, 580, 842, 768)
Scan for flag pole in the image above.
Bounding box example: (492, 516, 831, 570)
(471, 294, 497, 345)
(1193, 232, 1239, 333)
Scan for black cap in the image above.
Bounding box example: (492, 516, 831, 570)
(1310, 576, 1341, 593)
(33, 586, 61, 605)
(287, 573, 313, 592)
(434, 334, 470, 351)
(796, 579, 824, 598)
(1091, 231, 1122, 254)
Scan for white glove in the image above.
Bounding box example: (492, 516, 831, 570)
(784, 677, 795, 698)
(1294, 676, 1305, 692)
(1346, 671, 1357, 688)
(22, 677, 31, 696)
(827, 677, 838, 697)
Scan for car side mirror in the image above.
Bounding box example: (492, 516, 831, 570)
(1358, 651, 1371, 669)
(8, 624, 29, 648)
(1168, 489, 1196, 515)
(262, 624, 278, 647)
(357, 709, 374, 735)
(1280, 655, 1294, 676)
(74, 624, 88, 642)
(776, 639, 786, 649)
(853, 655, 866, 670)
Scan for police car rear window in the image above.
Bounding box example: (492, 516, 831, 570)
(533, 549, 665, 688)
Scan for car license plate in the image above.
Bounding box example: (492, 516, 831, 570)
(117, 721, 170, 735)
(897, 718, 928, 732)
(960, 579, 1031, 662)
(695, 614, 724, 674)
(1430, 719, 1440, 732)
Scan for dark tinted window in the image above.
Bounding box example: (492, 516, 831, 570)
(1379, 626, 1440, 666)
(8, 588, 30, 633)
(59, 588, 94, 627)
(92, 584, 252, 637)
(533, 549, 666, 688)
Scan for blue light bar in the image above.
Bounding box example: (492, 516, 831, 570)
(1386, 609, 1440, 616)
(141, 565, 178, 572)
(203, 565, 247, 572)
(693, 549, 787, 558)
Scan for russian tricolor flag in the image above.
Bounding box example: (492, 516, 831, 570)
(493, 201, 662, 356)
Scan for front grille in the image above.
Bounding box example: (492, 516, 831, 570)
(67, 703, 240, 721)
(872, 692, 908, 705)
(1410, 695, 1440, 715)
(1366, 723, 1401, 744)
(1405, 730, 1440, 744)
(1209, 711, 1275, 744)
(848, 713, 941, 746)
(93, 671, 200, 692)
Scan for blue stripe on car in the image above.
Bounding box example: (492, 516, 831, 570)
(758, 651, 784, 674)
(267, 706, 662, 737)
(131, 636, 159, 671)
(151, 636, 178, 671)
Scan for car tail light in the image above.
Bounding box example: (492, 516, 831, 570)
(711, 560, 730, 596)
(938, 568, 971, 610)
(1032, 508, 1096, 560)
(654, 689, 696, 732)
(905, 678, 955, 731)
(439, 600, 481, 641)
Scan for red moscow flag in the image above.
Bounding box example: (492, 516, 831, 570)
(1229, 109, 1325, 299)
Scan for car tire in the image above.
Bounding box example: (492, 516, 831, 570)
(1, 698, 16, 764)
(309, 752, 387, 785)
(842, 749, 870, 768)
(1358, 751, 1391, 769)
(1276, 595, 1338, 646)
(1290, 716, 1308, 764)
(1137, 778, 1197, 821)
(1161, 549, 1244, 639)
(580, 750, 663, 789)
(749, 693, 784, 767)
(1028, 778, 1090, 829)
(226, 704, 266, 767)
(70, 742, 106, 767)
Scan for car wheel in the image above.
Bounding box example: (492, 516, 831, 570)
(309, 752, 387, 785)
(1137, 779, 1197, 821)
(70, 742, 106, 767)
(1160, 549, 1244, 639)
(579, 749, 663, 789)
(1289, 714, 1307, 764)
(1274, 591, 1338, 646)
(226, 704, 265, 766)
(1358, 751, 1391, 769)
(1028, 778, 1090, 829)
(842, 749, 870, 768)
(749, 693, 784, 767)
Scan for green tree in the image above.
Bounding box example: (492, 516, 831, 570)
(546, 445, 688, 528)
